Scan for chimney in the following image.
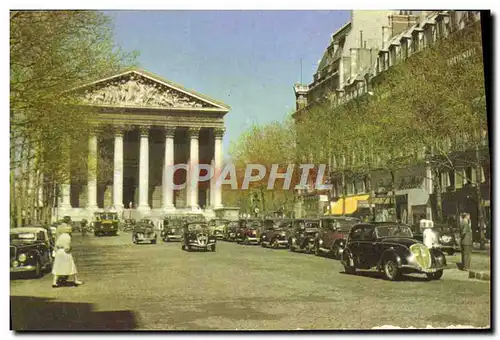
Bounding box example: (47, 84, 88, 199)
(382, 26, 391, 49)
(350, 48, 358, 80)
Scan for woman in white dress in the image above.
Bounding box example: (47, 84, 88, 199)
(52, 227, 83, 287)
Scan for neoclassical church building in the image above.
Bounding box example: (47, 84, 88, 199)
(56, 68, 230, 221)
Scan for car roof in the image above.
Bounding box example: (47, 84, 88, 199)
(294, 218, 320, 222)
(11, 227, 47, 233)
(320, 216, 360, 221)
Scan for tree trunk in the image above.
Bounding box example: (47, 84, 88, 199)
(10, 170, 16, 228)
(475, 144, 485, 249)
(390, 170, 398, 222)
(341, 170, 346, 216)
(433, 168, 443, 223)
(365, 172, 376, 222)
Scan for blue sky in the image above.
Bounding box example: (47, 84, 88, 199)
(107, 10, 350, 157)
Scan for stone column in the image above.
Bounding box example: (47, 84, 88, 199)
(60, 183, 72, 209)
(163, 126, 176, 213)
(188, 127, 200, 210)
(113, 126, 124, 212)
(212, 127, 225, 209)
(87, 132, 98, 210)
(137, 125, 151, 213)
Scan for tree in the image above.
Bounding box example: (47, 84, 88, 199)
(10, 11, 138, 226)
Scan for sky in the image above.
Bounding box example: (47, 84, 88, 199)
(106, 10, 351, 158)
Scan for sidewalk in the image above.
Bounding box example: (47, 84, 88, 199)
(445, 252, 490, 281)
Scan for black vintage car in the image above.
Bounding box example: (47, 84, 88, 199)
(208, 219, 231, 240)
(10, 227, 54, 278)
(413, 224, 460, 255)
(224, 220, 241, 241)
(341, 223, 447, 281)
(181, 222, 217, 252)
(259, 218, 293, 248)
(288, 219, 320, 253)
(93, 212, 119, 236)
(132, 219, 157, 244)
(161, 217, 183, 242)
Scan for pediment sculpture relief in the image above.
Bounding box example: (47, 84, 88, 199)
(82, 75, 209, 108)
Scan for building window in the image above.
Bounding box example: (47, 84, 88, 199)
(465, 167, 476, 185)
(440, 171, 450, 191)
(448, 170, 455, 189)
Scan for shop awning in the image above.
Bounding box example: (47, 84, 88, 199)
(325, 194, 370, 215)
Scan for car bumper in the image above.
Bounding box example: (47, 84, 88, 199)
(188, 243, 216, 249)
(435, 244, 459, 251)
(11, 265, 36, 273)
(275, 240, 288, 246)
(165, 235, 182, 240)
(401, 265, 447, 273)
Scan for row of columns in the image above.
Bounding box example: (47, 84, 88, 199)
(59, 125, 225, 214)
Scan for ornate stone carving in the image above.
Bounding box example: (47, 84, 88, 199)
(139, 125, 150, 137)
(213, 127, 225, 139)
(164, 126, 176, 138)
(113, 124, 126, 137)
(82, 74, 210, 109)
(188, 127, 200, 139)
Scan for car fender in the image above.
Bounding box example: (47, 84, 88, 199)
(379, 249, 403, 268)
(333, 238, 346, 249)
(429, 247, 447, 266)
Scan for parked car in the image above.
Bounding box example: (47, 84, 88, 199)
(413, 224, 460, 255)
(260, 218, 293, 249)
(10, 227, 54, 278)
(181, 221, 217, 252)
(237, 218, 263, 245)
(224, 220, 242, 241)
(161, 217, 183, 242)
(93, 212, 119, 236)
(132, 219, 157, 244)
(341, 222, 447, 281)
(314, 217, 360, 259)
(208, 219, 231, 240)
(288, 219, 320, 253)
(122, 219, 136, 232)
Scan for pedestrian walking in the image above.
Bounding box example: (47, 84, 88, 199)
(52, 224, 83, 288)
(459, 212, 473, 271)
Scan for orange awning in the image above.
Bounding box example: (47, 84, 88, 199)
(325, 194, 370, 215)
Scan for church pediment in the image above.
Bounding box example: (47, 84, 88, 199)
(75, 69, 229, 111)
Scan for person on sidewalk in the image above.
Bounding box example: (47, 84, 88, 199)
(52, 225, 83, 288)
(459, 212, 473, 271)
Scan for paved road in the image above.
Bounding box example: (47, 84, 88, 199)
(10, 232, 491, 330)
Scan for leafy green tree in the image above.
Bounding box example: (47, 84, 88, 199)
(10, 11, 137, 225)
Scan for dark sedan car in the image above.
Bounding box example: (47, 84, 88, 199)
(259, 219, 293, 249)
(132, 219, 157, 244)
(341, 223, 447, 281)
(288, 219, 319, 253)
(10, 227, 54, 278)
(224, 220, 242, 242)
(236, 219, 263, 245)
(161, 218, 183, 242)
(314, 217, 360, 259)
(181, 222, 217, 252)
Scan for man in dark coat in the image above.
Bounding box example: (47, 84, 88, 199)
(459, 213, 473, 270)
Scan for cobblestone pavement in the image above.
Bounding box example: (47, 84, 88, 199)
(10, 232, 491, 330)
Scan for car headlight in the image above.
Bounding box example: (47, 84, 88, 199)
(319, 239, 323, 245)
(440, 235, 452, 243)
(18, 253, 26, 262)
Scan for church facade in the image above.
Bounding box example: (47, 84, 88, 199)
(55, 68, 229, 221)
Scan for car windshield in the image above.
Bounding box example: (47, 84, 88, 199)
(188, 223, 208, 231)
(376, 225, 413, 238)
(102, 213, 118, 220)
(11, 232, 39, 242)
(140, 219, 153, 225)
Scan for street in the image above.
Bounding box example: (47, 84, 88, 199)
(10, 232, 491, 330)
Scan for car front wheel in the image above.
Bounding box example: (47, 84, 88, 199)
(383, 259, 401, 281)
(33, 259, 42, 278)
(426, 270, 444, 280)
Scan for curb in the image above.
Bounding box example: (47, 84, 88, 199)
(469, 270, 490, 281)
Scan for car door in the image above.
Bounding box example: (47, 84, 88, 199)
(359, 227, 379, 268)
(347, 226, 363, 264)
